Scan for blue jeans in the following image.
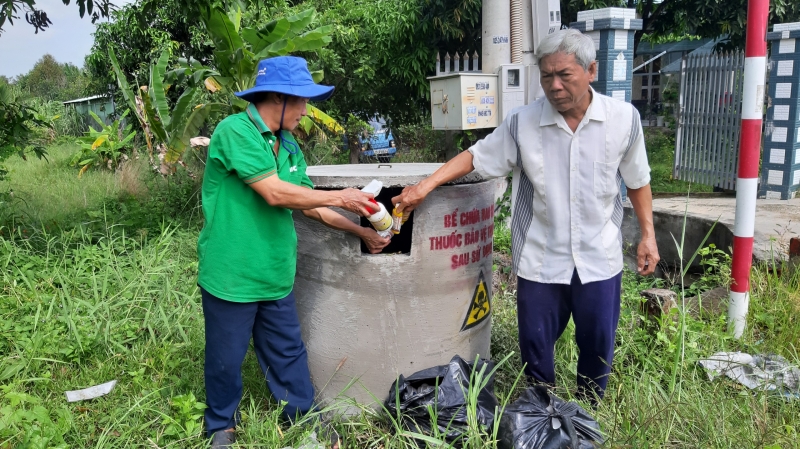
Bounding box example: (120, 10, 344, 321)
(516, 270, 622, 399)
(201, 288, 315, 436)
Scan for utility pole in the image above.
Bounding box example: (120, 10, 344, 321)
(729, 0, 770, 338)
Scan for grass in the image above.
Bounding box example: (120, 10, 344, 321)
(1, 143, 799, 448)
(645, 127, 714, 194)
(0, 143, 120, 227)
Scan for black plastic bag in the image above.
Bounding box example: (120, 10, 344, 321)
(498, 386, 603, 449)
(385, 355, 498, 446)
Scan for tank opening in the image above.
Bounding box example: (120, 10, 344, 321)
(360, 186, 414, 255)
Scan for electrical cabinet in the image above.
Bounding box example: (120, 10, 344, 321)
(531, 0, 562, 45)
(429, 73, 499, 130)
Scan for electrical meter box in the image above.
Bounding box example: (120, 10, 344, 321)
(498, 64, 526, 120)
(532, 0, 563, 40)
(429, 73, 499, 130)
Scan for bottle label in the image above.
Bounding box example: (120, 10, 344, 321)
(369, 209, 393, 231)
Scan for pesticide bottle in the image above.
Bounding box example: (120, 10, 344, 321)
(362, 180, 392, 238)
(391, 204, 409, 235)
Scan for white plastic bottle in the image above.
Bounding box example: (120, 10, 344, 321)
(367, 201, 393, 237)
(361, 179, 392, 238)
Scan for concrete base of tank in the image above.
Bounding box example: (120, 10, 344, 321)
(293, 164, 502, 412)
(621, 195, 800, 274)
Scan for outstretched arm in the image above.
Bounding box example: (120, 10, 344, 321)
(302, 207, 391, 254)
(250, 175, 376, 216)
(392, 114, 517, 214)
(391, 150, 476, 214)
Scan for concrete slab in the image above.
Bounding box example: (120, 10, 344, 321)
(307, 163, 484, 189)
(652, 196, 800, 261)
(623, 195, 800, 266)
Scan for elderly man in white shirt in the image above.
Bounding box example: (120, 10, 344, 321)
(392, 29, 659, 402)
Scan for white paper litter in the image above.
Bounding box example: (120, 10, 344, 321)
(279, 431, 325, 449)
(65, 380, 117, 402)
(189, 136, 211, 147)
(698, 352, 800, 398)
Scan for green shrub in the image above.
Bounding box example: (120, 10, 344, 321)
(70, 110, 136, 175)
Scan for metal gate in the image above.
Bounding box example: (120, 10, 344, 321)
(673, 51, 745, 189)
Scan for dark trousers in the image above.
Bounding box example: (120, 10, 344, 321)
(517, 270, 622, 400)
(201, 288, 315, 436)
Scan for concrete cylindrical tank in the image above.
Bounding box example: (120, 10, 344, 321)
(293, 164, 498, 409)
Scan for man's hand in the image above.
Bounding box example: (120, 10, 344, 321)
(390, 150, 477, 214)
(338, 188, 378, 216)
(391, 180, 433, 215)
(360, 229, 392, 254)
(637, 236, 660, 276)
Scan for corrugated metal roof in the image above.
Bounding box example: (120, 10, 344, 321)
(636, 38, 713, 55)
(660, 38, 725, 74)
(62, 95, 109, 105)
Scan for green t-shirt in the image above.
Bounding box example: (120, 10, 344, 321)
(197, 103, 314, 302)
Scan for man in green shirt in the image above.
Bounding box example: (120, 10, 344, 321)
(198, 56, 390, 448)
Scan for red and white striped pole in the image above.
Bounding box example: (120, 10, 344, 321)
(729, 0, 770, 338)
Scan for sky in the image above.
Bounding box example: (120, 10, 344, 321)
(0, 0, 134, 78)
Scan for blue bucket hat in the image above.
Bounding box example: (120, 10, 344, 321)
(234, 56, 334, 102)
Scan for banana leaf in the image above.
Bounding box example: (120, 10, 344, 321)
(210, 50, 235, 84)
(306, 104, 344, 134)
(243, 18, 290, 55)
(88, 111, 105, 128)
(140, 87, 168, 144)
(204, 8, 244, 54)
(259, 39, 293, 59)
(309, 70, 324, 83)
(227, 7, 242, 33)
(232, 97, 249, 113)
(171, 88, 198, 134)
(292, 36, 331, 52)
(108, 48, 140, 122)
(120, 131, 137, 147)
(150, 48, 172, 129)
(91, 135, 108, 150)
(286, 9, 315, 34)
(232, 47, 257, 89)
(165, 103, 227, 163)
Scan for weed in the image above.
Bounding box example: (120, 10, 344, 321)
(161, 393, 207, 441)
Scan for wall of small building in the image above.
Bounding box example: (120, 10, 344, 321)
(66, 98, 116, 126)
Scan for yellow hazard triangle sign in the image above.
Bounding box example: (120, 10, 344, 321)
(460, 271, 491, 331)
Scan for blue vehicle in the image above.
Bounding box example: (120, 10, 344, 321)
(359, 119, 396, 163)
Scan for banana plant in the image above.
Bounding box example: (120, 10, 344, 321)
(71, 110, 136, 176)
(109, 47, 225, 170)
(166, 7, 342, 142)
(108, 6, 340, 168)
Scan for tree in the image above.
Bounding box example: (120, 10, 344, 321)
(634, 0, 800, 50)
(88, 0, 483, 128)
(560, 0, 800, 52)
(13, 55, 90, 101)
(0, 82, 47, 180)
(0, 0, 113, 35)
(16, 54, 65, 101)
(308, 0, 482, 126)
(85, 0, 214, 97)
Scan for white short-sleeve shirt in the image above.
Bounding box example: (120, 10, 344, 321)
(469, 89, 650, 284)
